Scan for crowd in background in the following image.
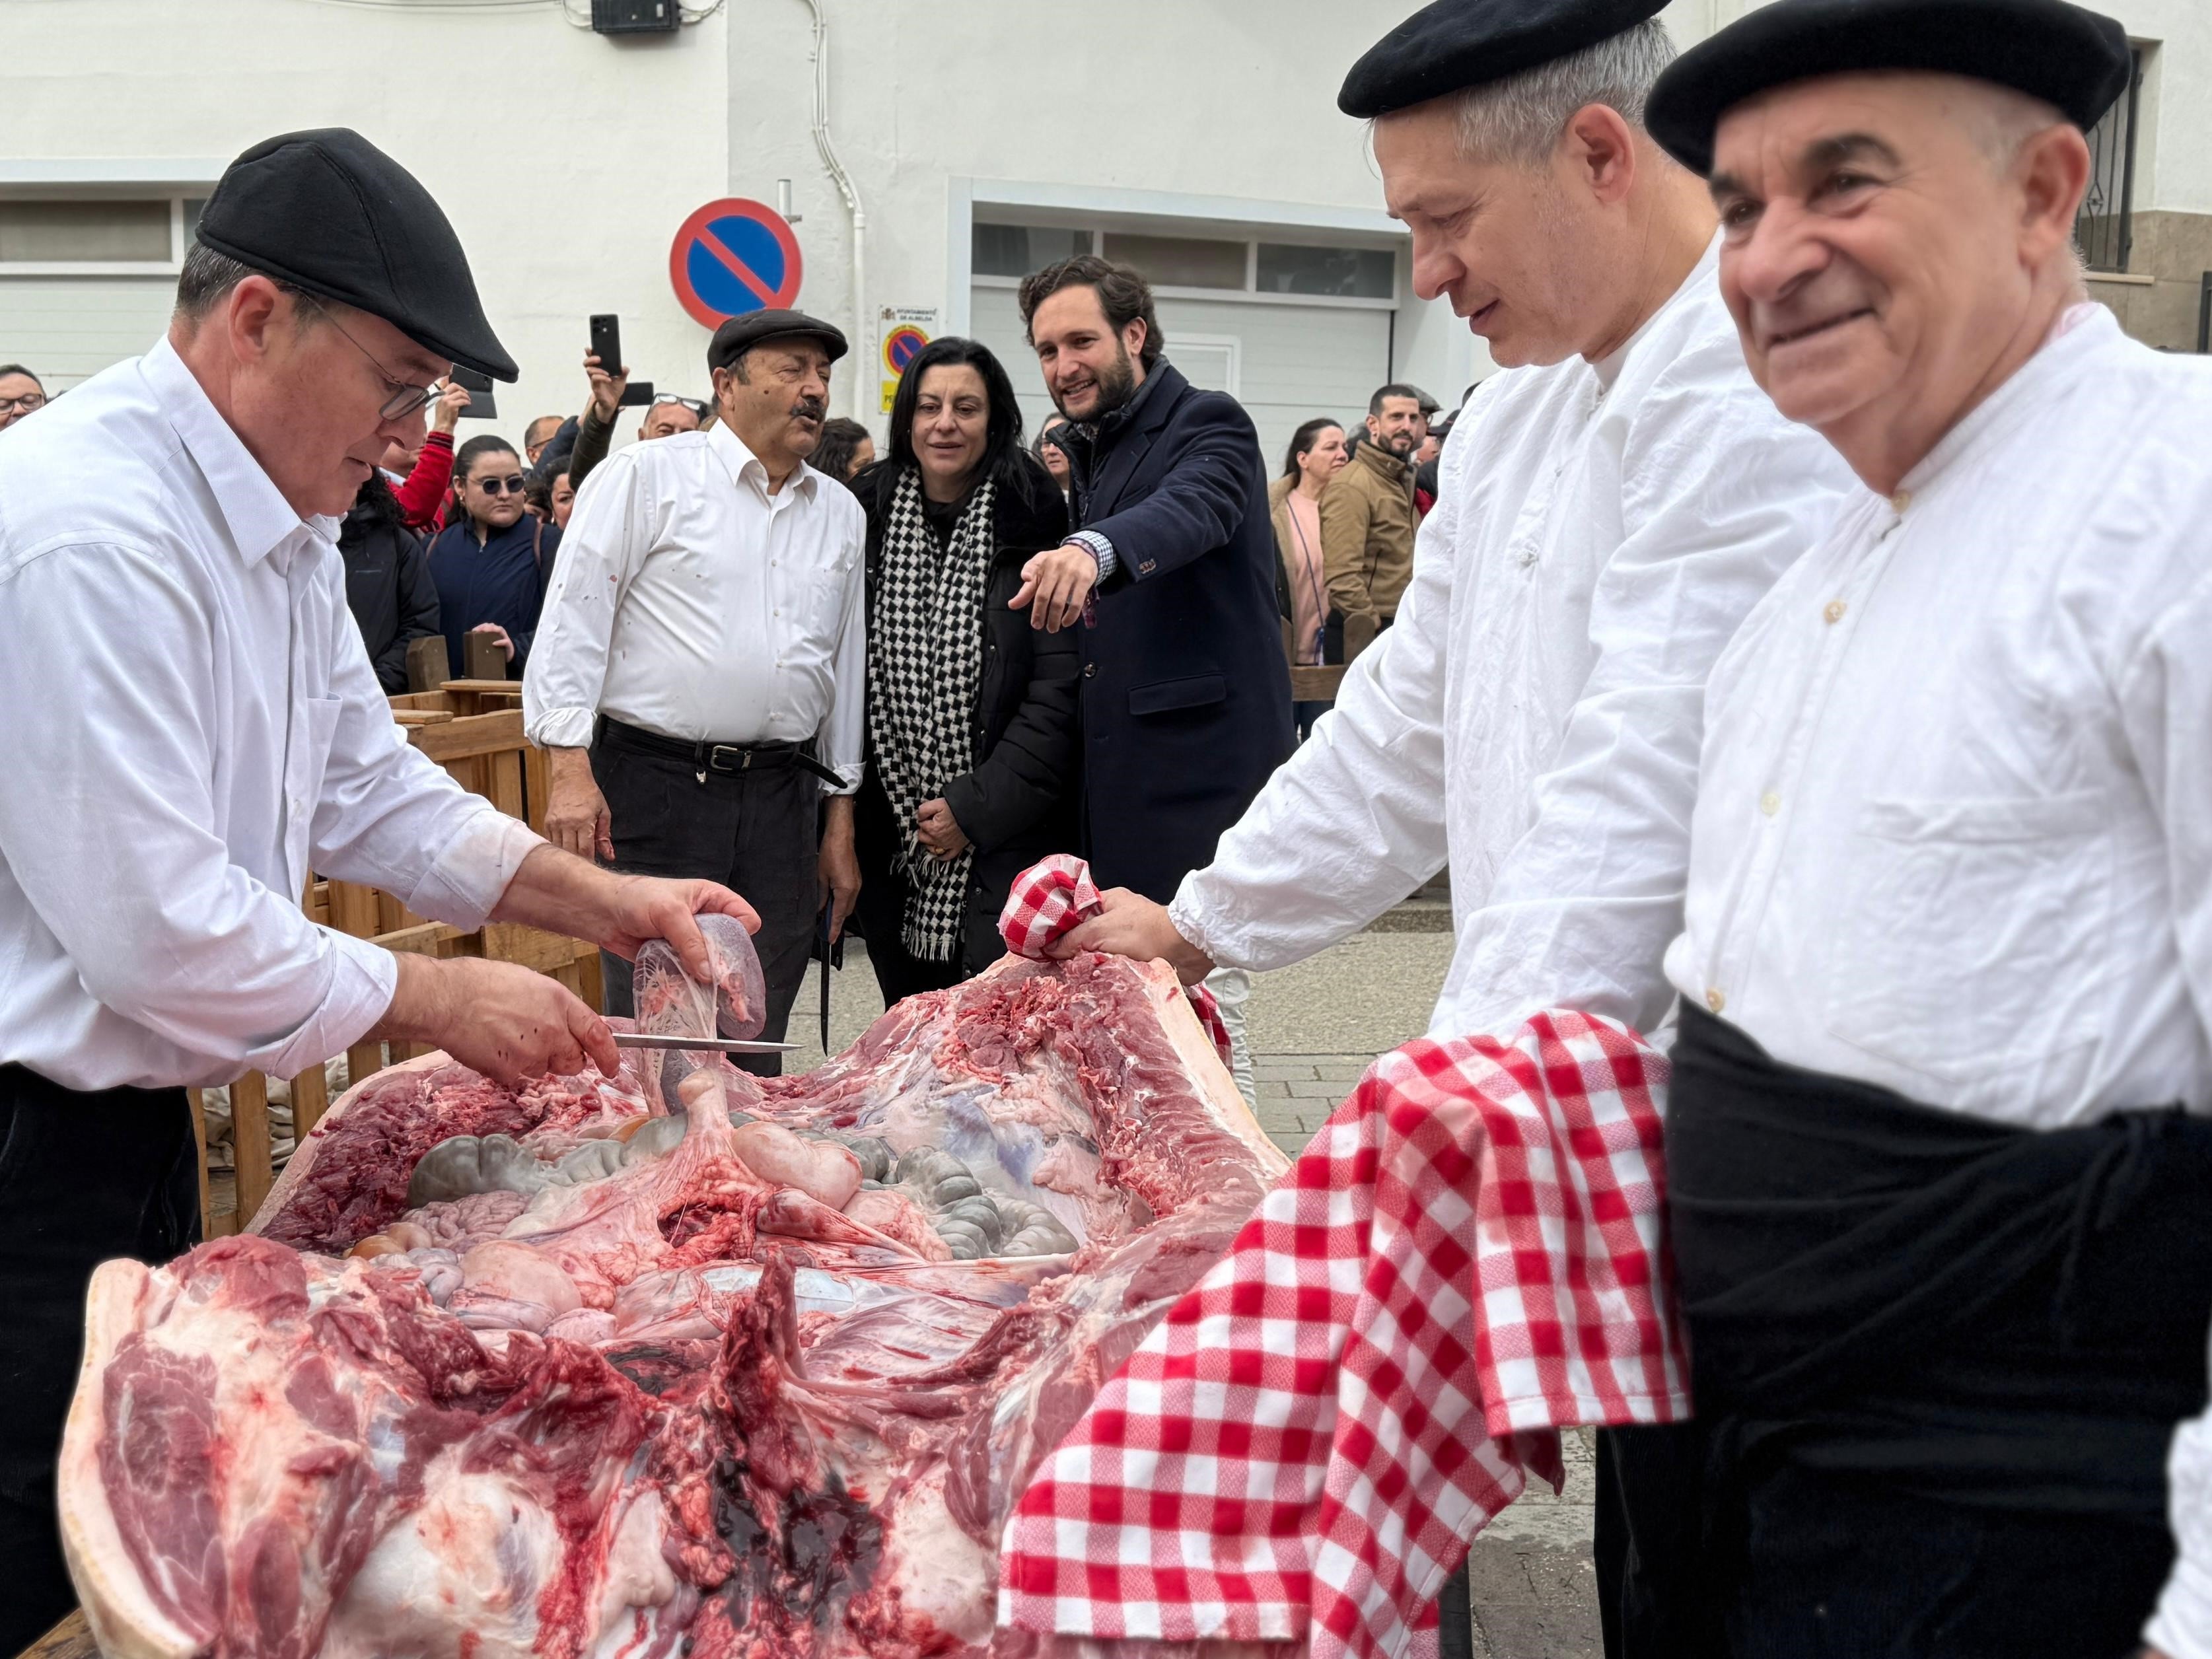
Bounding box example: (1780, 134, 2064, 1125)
(0, 270, 1466, 1097)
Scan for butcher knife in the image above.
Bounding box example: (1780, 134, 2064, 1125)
(814, 901, 844, 1051)
(611, 1032, 797, 1054)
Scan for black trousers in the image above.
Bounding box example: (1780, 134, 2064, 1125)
(1600, 1004, 2212, 1658)
(0, 1064, 199, 1652)
(592, 736, 820, 1077)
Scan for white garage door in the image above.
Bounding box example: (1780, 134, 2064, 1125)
(2, 277, 176, 390)
(970, 283, 1391, 476)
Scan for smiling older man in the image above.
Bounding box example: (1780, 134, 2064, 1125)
(1598, 3, 2212, 1654)
(0, 128, 757, 1650)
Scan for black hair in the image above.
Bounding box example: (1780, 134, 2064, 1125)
(351, 468, 408, 532)
(0, 363, 40, 388)
(811, 417, 873, 482)
(1281, 417, 1345, 480)
(1368, 382, 1423, 417)
(871, 335, 1046, 510)
(1017, 255, 1164, 370)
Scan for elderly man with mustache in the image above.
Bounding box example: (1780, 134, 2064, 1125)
(1596, 2, 2212, 1654)
(525, 310, 866, 1073)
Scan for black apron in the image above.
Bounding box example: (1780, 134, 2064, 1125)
(1598, 1003, 2212, 1658)
(0, 1063, 199, 1652)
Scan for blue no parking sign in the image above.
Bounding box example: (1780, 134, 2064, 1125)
(668, 198, 804, 329)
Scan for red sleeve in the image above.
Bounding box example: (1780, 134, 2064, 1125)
(395, 431, 455, 531)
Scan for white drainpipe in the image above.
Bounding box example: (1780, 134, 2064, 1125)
(799, 0, 869, 424)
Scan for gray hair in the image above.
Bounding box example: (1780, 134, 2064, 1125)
(1453, 19, 1676, 164)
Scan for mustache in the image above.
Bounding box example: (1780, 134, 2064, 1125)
(791, 396, 826, 421)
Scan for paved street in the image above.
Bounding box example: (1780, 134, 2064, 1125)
(791, 901, 1602, 1659)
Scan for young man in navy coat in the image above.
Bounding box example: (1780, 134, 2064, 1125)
(1013, 255, 1293, 1097)
(1014, 256, 1294, 905)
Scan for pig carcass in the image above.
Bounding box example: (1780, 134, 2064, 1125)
(59, 946, 1287, 1659)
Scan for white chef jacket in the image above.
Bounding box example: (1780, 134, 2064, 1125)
(522, 423, 866, 793)
(1170, 237, 1851, 1039)
(1659, 306, 2212, 1654)
(0, 340, 543, 1092)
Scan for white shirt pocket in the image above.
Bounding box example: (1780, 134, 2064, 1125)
(1824, 789, 2114, 1083)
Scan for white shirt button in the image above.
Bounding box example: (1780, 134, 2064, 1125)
(1890, 489, 1913, 513)
(1705, 987, 1727, 1014)
(1824, 599, 1847, 625)
(1760, 791, 1780, 818)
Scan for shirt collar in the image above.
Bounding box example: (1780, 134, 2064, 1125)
(140, 337, 332, 567)
(708, 420, 821, 501)
(1901, 302, 2122, 494)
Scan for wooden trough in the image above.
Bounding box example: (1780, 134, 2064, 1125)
(191, 681, 600, 1236)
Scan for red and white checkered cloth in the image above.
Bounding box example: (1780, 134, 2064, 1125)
(999, 854, 1234, 1064)
(997, 1010, 1690, 1659)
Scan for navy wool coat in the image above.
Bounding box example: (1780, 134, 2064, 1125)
(1065, 362, 1294, 903)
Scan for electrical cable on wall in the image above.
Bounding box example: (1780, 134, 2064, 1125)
(797, 0, 870, 425)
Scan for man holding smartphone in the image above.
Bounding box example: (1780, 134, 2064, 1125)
(524, 309, 866, 1075)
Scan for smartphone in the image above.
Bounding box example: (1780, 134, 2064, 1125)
(449, 363, 497, 420)
(589, 313, 623, 375)
(620, 380, 655, 407)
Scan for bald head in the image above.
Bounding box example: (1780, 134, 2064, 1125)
(1709, 69, 2091, 493)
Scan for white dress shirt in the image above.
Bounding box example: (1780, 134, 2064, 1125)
(1658, 306, 2212, 1653)
(1169, 238, 1851, 1040)
(522, 423, 866, 793)
(0, 341, 542, 1091)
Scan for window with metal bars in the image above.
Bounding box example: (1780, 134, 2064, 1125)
(2075, 48, 2143, 273)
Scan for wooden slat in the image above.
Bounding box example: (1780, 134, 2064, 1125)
(388, 690, 455, 714)
(186, 1087, 210, 1240)
(486, 748, 526, 820)
(291, 1063, 330, 1139)
(374, 919, 466, 956)
(481, 921, 593, 973)
(578, 948, 604, 1013)
(439, 678, 525, 697)
(522, 742, 552, 835)
(410, 708, 526, 763)
(327, 879, 382, 940)
(346, 1039, 386, 1093)
(391, 709, 455, 727)
(18, 1609, 97, 1658)
(230, 1073, 273, 1229)
(1289, 665, 1346, 701)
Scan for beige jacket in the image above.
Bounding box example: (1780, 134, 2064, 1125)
(1320, 438, 1417, 623)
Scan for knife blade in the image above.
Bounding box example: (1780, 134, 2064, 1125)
(611, 1032, 798, 1054)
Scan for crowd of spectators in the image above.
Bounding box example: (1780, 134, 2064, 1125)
(0, 257, 1423, 1090)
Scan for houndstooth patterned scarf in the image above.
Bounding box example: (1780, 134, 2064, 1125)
(867, 467, 997, 962)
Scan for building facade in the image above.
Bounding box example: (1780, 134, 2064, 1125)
(4, 0, 2206, 467)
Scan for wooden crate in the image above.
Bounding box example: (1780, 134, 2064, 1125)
(198, 688, 599, 1237)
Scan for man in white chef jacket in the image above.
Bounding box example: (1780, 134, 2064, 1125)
(1058, 0, 1849, 1048)
(1600, 3, 2212, 1654)
(0, 129, 755, 1650)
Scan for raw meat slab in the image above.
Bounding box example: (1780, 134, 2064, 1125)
(59, 952, 1286, 1659)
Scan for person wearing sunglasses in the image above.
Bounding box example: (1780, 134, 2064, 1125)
(0, 128, 760, 1648)
(425, 433, 557, 679)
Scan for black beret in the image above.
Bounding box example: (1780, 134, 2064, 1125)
(1339, 0, 1670, 119)
(1646, 0, 2132, 176)
(196, 128, 516, 382)
(707, 309, 850, 372)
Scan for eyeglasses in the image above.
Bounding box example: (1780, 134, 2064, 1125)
(0, 392, 46, 415)
(652, 394, 709, 415)
(293, 291, 442, 422)
(472, 474, 530, 496)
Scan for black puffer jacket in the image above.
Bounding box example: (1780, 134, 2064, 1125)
(847, 455, 1077, 970)
(339, 475, 443, 693)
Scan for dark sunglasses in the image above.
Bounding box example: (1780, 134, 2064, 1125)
(472, 474, 529, 495)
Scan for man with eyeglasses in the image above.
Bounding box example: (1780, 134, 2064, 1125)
(0, 363, 46, 431)
(0, 128, 759, 1648)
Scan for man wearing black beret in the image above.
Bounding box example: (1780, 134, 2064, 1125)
(1614, 4, 2212, 1656)
(0, 128, 756, 1647)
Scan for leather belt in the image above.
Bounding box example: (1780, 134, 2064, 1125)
(596, 716, 844, 789)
